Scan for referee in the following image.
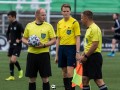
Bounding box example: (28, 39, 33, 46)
(80, 10, 108, 90)
(55, 4, 81, 90)
(22, 8, 56, 90)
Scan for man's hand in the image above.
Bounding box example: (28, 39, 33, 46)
(34, 42, 44, 48)
(16, 39, 21, 43)
(55, 55, 58, 64)
(111, 27, 115, 32)
(8, 40, 11, 43)
(77, 53, 87, 63)
(80, 55, 87, 63)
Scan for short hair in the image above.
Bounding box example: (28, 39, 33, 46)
(115, 13, 119, 17)
(7, 11, 16, 18)
(83, 10, 93, 20)
(61, 4, 71, 11)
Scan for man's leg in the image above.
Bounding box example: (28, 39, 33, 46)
(5, 57, 15, 81)
(111, 39, 117, 53)
(67, 66, 75, 90)
(94, 79, 108, 90)
(29, 78, 36, 90)
(11, 55, 23, 78)
(62, 67, 70, 90)
(108, 38, 117, 56)
(42, 77, 50, 90)
(82, 76, 90, 90)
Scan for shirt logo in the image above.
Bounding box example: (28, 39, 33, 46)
(41, 33, 46, 39)
(14, 27, 17, 30)
(67, 30, 71, 35)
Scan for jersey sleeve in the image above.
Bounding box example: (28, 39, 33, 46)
(48, 24, 56, 39)
(91, 28, 99, 41)
(6, 25, 10, 41)
(19, 23, 24, 33)
(56, 22, 60, 37)
(17, 23, 24, 39)
(73, 21, 81, 36)
(23, 24, 29, 38)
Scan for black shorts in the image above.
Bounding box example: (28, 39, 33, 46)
(113, 34, 120, 40)
(8, 43, 22, 57)
(58, 45, 76, 68)
(25, 52, 52, 78)
(83, 52, 103, 79)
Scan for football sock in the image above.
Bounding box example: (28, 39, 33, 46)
(63, 78, 70, 90)
(14, 61, 21, 71)
(83, 85, 90, 90)
(9, 63, 14, 76)
(43, 82, 50, 90)
(68, 77, 75, 90)
(29, 82, 36, 90)
(99, 84, 108, 90)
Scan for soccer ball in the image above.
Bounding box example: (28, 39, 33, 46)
(51, 84, 56, 89)
(28, 35, 40, 46)
(50, 51, 56, 56)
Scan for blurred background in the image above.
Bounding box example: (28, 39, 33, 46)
(0, 1, 120, 90)
(0, 0, 120, 53)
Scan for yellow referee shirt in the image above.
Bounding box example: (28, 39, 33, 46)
(23, 21, 56, 54)
(57, 16, 81, 45)
(84, 23, 102, 53)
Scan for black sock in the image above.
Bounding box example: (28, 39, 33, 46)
(29, 82, 36, 90)
(99, 84, 108, 90)
(112, 51, 115, 54)
(9, 63, 14, 76)
(83, 85, 90, 90)
(63, 78, 71, 90)
(68, 77, 75, 90)
(14, 61, 21, 71)
(43, 82, 50, 90)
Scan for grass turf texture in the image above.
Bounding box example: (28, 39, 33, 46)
(0, 51, 120, 90)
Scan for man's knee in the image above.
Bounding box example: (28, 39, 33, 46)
(82, 76, 89, 86)
(29, 78, 36, 83)
(94, 79, 105, 86)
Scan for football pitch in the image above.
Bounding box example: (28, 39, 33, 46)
(0, 51, 120, 90)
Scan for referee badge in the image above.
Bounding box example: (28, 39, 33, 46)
(67, 30, 71, 35)
(41, 33, 46, 39)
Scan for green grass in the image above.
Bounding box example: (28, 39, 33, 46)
(0, 51, 120, 90)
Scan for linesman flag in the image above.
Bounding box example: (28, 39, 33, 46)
(72, 62, 83, 89)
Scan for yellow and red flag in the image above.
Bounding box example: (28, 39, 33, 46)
(72, 62, 83, 89)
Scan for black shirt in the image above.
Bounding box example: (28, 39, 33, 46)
(6, 21, 24, 44)
(114, 19, 120, 33)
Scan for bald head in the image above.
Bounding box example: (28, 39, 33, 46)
(35, 8, 46, 23)
(35, 8, 45, 16)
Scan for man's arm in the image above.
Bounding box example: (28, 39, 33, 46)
(80, 41, 99, 62)
(44, 37, 56, 47)
(76, 36, 81, 60)
(55, 37, 60, 63)
(76, 35, 80, 52)
(22, 37, 29, 45)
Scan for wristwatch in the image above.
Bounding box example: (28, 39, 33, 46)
(76, 51, 80, 53)
(84, 54, 88, 59)
(43, 44, 46, 48)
